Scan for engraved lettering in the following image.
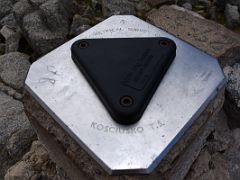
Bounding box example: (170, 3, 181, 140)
(137, 127, 144, 133)
(39, 78, 56, 85)
(91, 122, 97, 128)
(148, 122, 155, 130)
(104, 126, 109, 132)
(157, 120, 165, 127)
(122, 48, 156, 90)
(90, 122, 144, 134)
(97, 124, 104, 130)
(118, 128, 125, 134)
(148, 120, 165, 130)
(109, 127, 115, 133)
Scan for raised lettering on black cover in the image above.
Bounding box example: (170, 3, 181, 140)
(71, 38, 176, 125)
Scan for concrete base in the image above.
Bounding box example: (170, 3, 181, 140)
(23, 88, 224, 180)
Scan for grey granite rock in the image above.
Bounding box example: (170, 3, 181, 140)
(145, 0, 174, 6)
(228, 0, 240, 10)
(101, 0, 136, 17)
(0, 13, 17, 29)
(0, 25, 21, 53)
(225, 3, 240, 29)
(13, 0, 72, 55)
(136, 1, 151, 12)
(182, 2, 193, 10)
(0, 81, 23, 100)
(4, 141, 69, 180)
(39, 0, 69, 36)
(186, 111, 240, 180)
(91, 0, 102, 11)
(147, 5, 240, 57)
(0, 0, 13, 19)
(218, 46, 240, 128)
(29, 0, 48, 6)
(224, 63, 240, 109)
(70, 14, 92, 37)
(22, 11, 67, 55)
(0, 52, 30, 90)
(223, 63, 240, 128)
(0, 43, 5, 55)
(0, 92, 36, 178)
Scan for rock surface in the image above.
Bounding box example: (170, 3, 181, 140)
(223, 63, 240, 128)
(0, 0, 13, 19)
(69, 14, 92, 37)
(0, 92, 36, 178)
(186, 111, 240, 180)
(145, 0, 174, 6)
(182, 2, 193, 10)
(13, 0, 72, 55)
(225, 3, 240, 29)
(4, 141, 70, 180)
(0, 25, 21, 53)
(0, 13, 17, 29)
(101, 0, 136, 17)
(218, 46, 240, 128)
(147, 5, 240, 57)
(0, 52, 30, 90)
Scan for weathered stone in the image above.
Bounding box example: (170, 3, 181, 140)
(29, 0, 48, 6)
(147, 5, 240, 57)
(69, 14, 92, 37)
(0, 52, 30, 90)
(208, 6, 217, 20)
(101, 0, 136, 17)
(198, 0, 211, 7)
(0, 0, 13, 19)
(186, 111, 240, 180)
(225, 3, 240, 29)
(185, 149, 212, 180)
(145, 0, 174, 6)
(182, 2, 193, 10)
(160, 92, 224, 180)
(13, 0, 33, 24)
(0, 81, 23, 100)
(39, 0, 69, 35)
(0, 92, 36, 178)
(91, 0, 102, 12)
(22, 11, 67, 55)
(0, 25, 21, 53)
(0, 26, 15, 40)
(217, 46, 240, 128)
(6, 128, 36, 157)
(228, 0, 240, 10)
(224, 64, 240, 108)
(136, 1, 151, 12)
(223, 131, 240, 180)
(215, 0, 227, 10)
(0, 43, 5, 55)
(0, 13, 17, 29)
(4, 141, 69, 180)
(223, 63, 240, 128)
(187, 152, 231, 180)
(13, 0, 72, 55)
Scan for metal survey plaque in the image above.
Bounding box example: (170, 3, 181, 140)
(25, 15, 225, 174)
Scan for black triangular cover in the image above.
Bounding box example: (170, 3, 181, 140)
(71, 38, 176, 125)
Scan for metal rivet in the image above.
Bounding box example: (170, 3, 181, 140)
(120, 96, 134, 107)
